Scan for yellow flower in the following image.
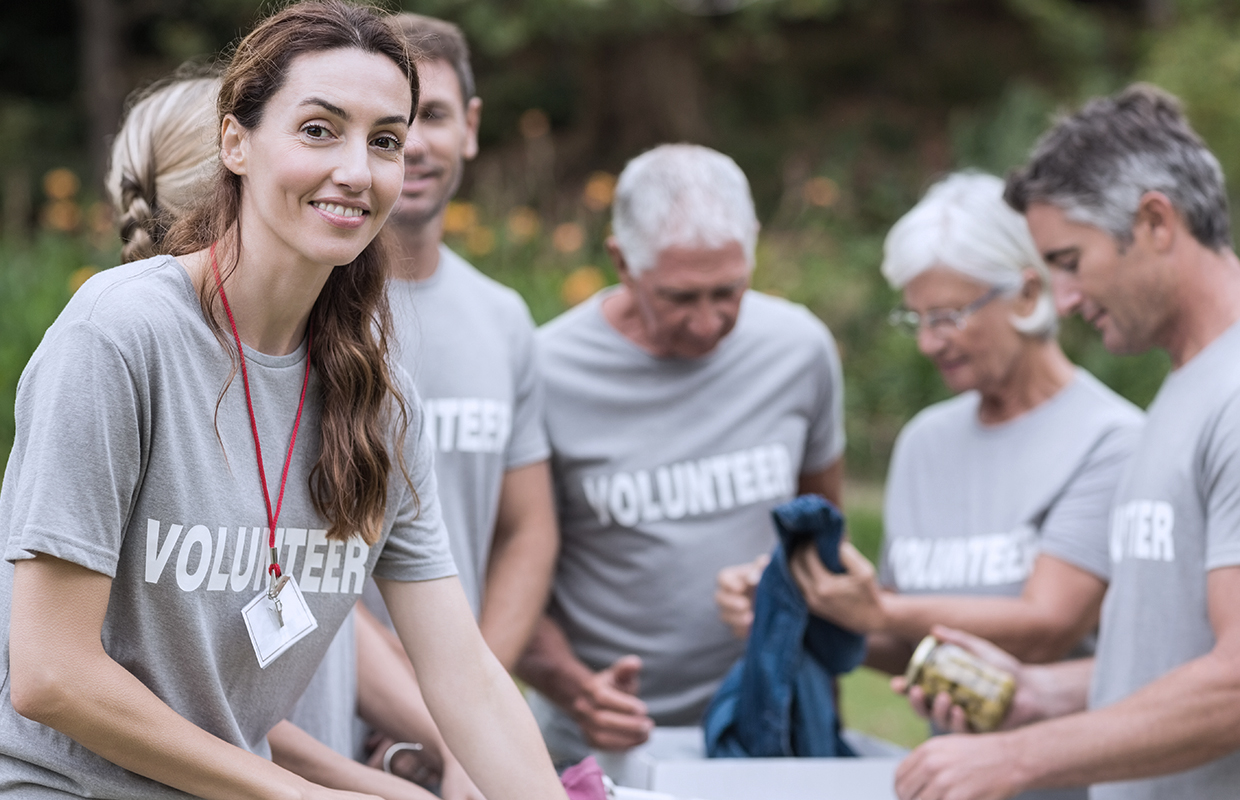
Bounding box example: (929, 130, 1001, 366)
(466, 225, 496, 257)
(42, 200, 81, 232)
(582, 172, 617, 212)
(69, 266, 99, 294)
(561, 266, 607, 307)
(43, 168, 80, 201)
(552, 222, 585, 254)
(802, 177, 840, 208)
(506, 206, 541, 243)
(443, 201, 477, 234)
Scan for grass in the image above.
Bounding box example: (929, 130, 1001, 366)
(840, 667, 928, 750)
(841, 481, 930, 750)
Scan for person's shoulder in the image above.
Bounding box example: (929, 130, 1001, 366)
(740, 291, 833, 341)
(57, 255, 197, 343)
(438, 247, 533, 325)
(1066, 369, 1145, 430)
(901, 393, 977, 439)
(536, 290, 607, 346)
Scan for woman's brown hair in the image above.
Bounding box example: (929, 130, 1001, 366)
(164, 0, 419, 545)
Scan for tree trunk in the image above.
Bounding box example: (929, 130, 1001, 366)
(1145, 0, 1174, 28)
(76, 0, 124, 192)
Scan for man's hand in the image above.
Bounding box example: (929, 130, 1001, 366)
(715, 554, 770, 639)
(789, 541, 887, 633)
(895, 731, 1028, 800)
(890, 626, 1062, 733)
(569, 655, 654, 751)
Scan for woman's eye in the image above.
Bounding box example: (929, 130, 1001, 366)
(374, 135, 402, 152)
(303, 124, 330, 139)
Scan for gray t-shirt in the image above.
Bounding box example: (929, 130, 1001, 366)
(307, 246, 546, 754)
(286, 609, 357, 758)
(0, 256, 456, 798)
(538, 288, 845, 724)
(880, 369, 1142, 598)
(1089, 320, 1240, 800)
(367, 245, 549, 617)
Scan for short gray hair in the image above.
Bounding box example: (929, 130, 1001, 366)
(611, 144, 759, 276)
(883, 172, 1057, 337)
(1005, 83, 1230, 251)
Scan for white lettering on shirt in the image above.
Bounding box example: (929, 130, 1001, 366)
(142, 518, 370, 594)
(175, 525, 213, 592)
(145, 518, 182, 583)
(887, 524, 1039, 591)
(580, 443, 796, 529)
(423, 397, 512, 454)
(300, 528, 329, 592)
(1110, 500, 1176, 563)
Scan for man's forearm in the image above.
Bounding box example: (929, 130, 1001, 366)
(877, 558, 1105, 664)
(880, 594, 1090, 664)
(514, 616, 594, 710)
(863, 631, 915, 675)
(269, 720, 436, 800)
(1008, 649, 1240, 791)
(479, 462, 559, 670)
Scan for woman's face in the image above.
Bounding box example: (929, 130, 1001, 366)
(902, 266, 1032, 397)
(222, 47, 412, 270)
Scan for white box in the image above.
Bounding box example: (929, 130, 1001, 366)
(648, 758, 901, 800)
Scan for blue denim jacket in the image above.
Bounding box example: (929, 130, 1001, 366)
(703, 495, 867, 758)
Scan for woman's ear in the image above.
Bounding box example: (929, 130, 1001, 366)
(1016, 267, 1042, 312)
(219, 114, 248, 177)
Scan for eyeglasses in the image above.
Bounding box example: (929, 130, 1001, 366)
(888, 286, 1005, 337)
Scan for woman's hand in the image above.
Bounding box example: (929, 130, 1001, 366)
(789, 541, 888, 633)
(890, 625, 1053, 733)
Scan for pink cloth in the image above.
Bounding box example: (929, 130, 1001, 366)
(560, 755, 609, 800)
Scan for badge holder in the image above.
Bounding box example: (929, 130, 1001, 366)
(213, 243, 319, 670)
(242, 566, 318, 669)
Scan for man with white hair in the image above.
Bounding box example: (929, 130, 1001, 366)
(516, 144, 846, 764)
(895, 85, 1240, 800)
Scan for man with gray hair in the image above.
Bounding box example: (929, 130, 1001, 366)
(516, 143, 847, 764)
(895, 84, 1240, 800)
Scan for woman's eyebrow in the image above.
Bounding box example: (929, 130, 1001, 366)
(299, 98, 407, 128)
(299, 97, 349, 119)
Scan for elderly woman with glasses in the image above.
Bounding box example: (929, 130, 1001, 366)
(718, 173, 1142, 730)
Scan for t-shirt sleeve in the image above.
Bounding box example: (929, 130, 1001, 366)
(372, 387, 459, 583)
(504, 302, 550, 471)
(801, 318, 846, 474)
(3, 320, 143, 576)
(1038, 421, 1141, 581)
(1202, 391, 1240, 571)
(876, 425, 914, 591)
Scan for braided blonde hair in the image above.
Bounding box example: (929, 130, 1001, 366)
(106, 75, 221, 263)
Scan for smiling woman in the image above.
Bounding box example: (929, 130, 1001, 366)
(0, 3, 567, 800)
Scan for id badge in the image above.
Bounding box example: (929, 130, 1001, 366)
(241, 575, 318, 669)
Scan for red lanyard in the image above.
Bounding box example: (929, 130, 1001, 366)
(210, 243, 312, 581)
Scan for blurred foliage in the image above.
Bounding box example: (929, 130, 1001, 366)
(1, 0, 1232, 482)
(0, 234, 116, 462)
